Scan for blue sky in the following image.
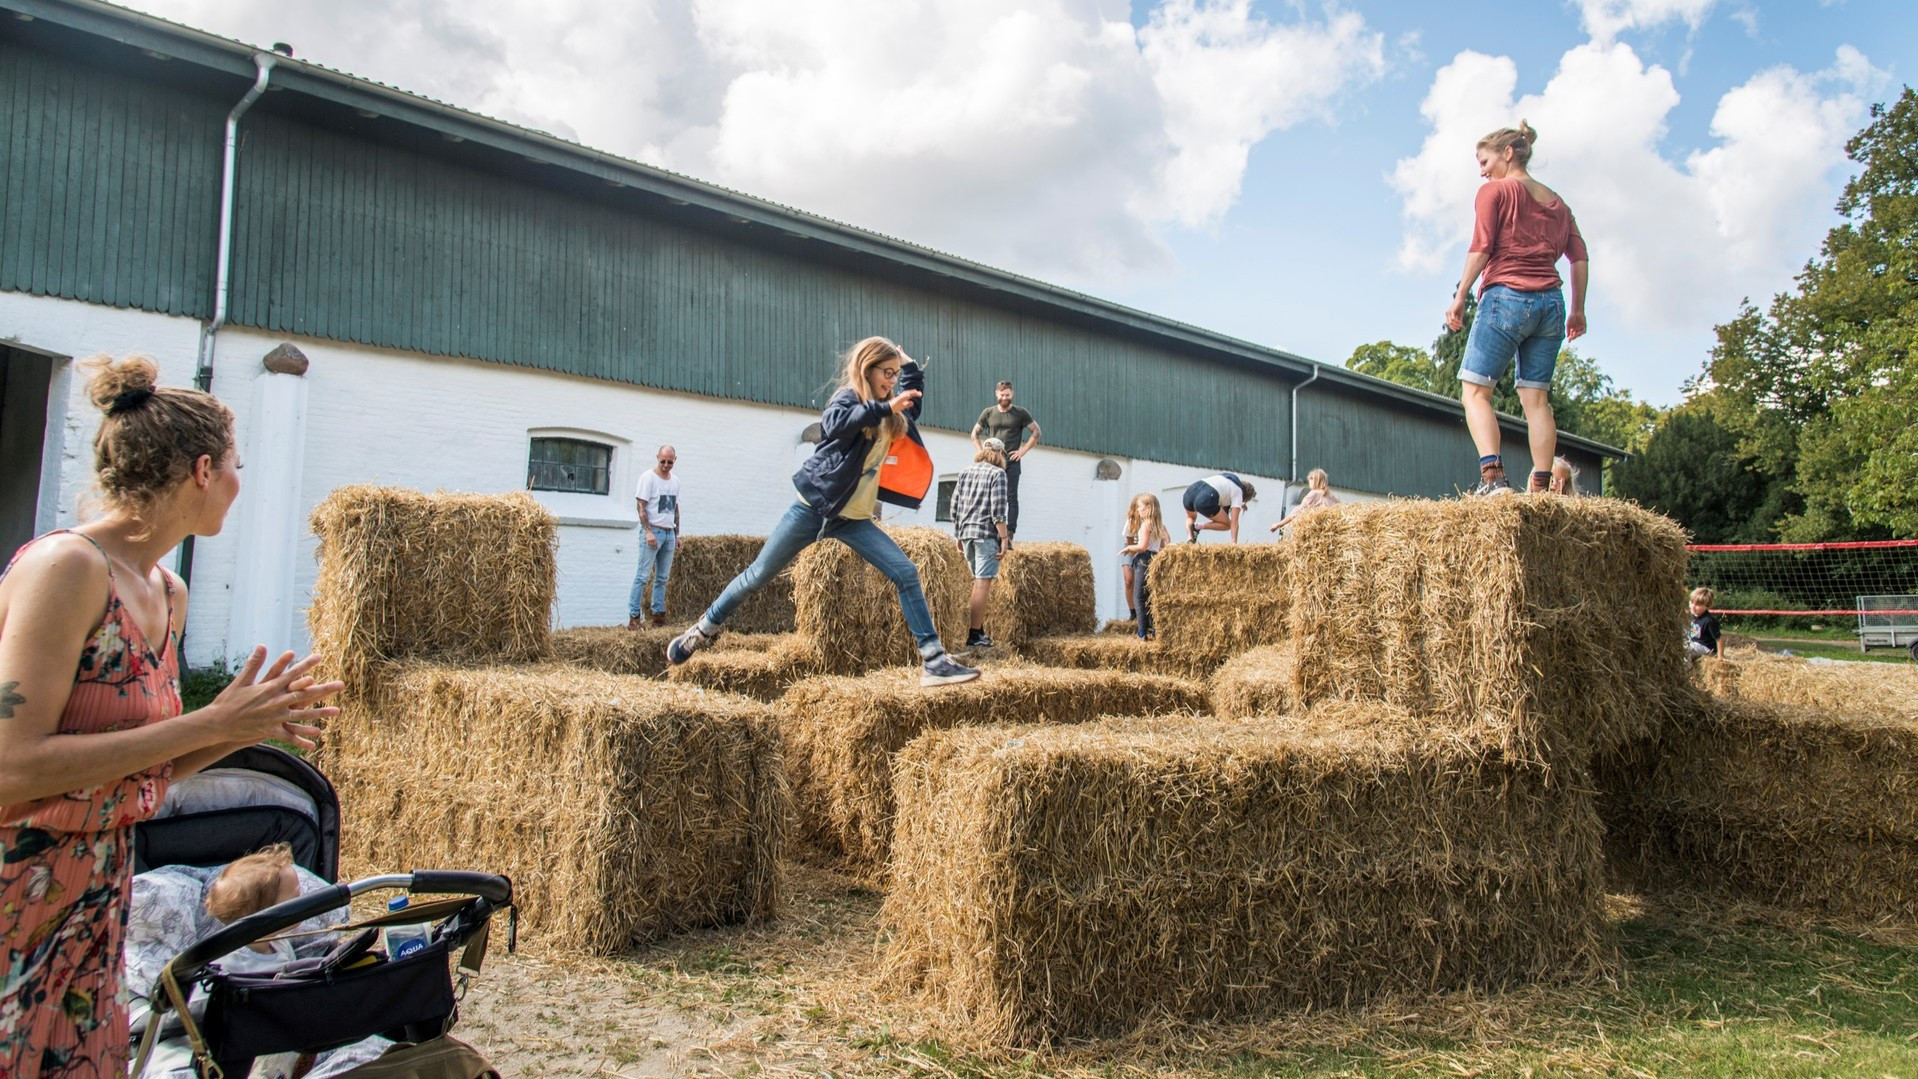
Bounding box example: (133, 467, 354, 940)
(130, 0, 1913, 407)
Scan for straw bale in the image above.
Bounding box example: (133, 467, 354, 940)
(1145, 543, 1293, 666)
(1018, 634, 1214, 678)
(647, 534, 796, 634)
(984, 543, 1096, 646)
(665, 635, 827, 701)
(1600, 694, 1918, 922)
(551, 625, 784, 678)
(779, 667, 1208, 878)
(792, 526, 968, 673)
(883, 705, 1611, 1045)
(1210, 644, 1296, 717)
(1099, 618, 1136, 636)
(1288, 497, 1691, 764)
(327, 662, 787, 954)
(308, 486, 555, 702)
(1696, 652, 1918, 722)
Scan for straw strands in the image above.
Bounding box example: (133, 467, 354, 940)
(1018, 634, 1213, 677)
(330, 663, 788, 954)
(308, 486, 555, 700)
(1210, 644, 1296, 717)
(1601, 694, 1918, 922)
(779, 667, 1207, 879)
(793, 526, 968, 673)
(654, 535, 796, 634)
(1145, 544, 1293, 667)
(985, 543, 1097, 646)
(665, 634, 826, 701)
(882, 706, 1612, 1045)
(1696, 653, 1918, 722)
(1288, 497, 1691, 765)
(552, 625, 783, 679)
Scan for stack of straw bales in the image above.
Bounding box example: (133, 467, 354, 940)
(780, 667, 1207, 878)
(552, 625, 783, 679)
(649, 534, 795, 634)
(1602, 692, 1918, 921)
(1018, 633, 1207, 677)
(1287, 497, 1691, 764)
(345, 664, 786, 951)
(666, 634, 826, 701)
(308, 486, 555, 699)
(1145, 544, 1293, 669)
(883, 706, 1612, 1044)
(1209, 643, 1296, 717)
(309, 486, 788, 953)
(792, 526, 968, 673)
(984, 543, 1096, 647)
(1696, 652, 1918, 720)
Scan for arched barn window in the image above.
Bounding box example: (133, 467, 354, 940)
(527, 436, 613, 495)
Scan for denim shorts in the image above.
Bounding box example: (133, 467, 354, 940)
(1460, 284, 1565, 390)
(963, 538, 1001, 579)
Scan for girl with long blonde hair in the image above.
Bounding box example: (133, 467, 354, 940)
(667, 337, 979, 686)
(1120, 493, 1170, 640)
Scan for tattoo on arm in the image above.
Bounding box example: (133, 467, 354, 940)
(0, 681, 23, 719)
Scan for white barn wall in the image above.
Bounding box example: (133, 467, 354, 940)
(8, 292, 1333, 667)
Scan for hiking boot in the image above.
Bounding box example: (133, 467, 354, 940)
(666, 625, 719, 665)
(627, 615, 643, 630)
(649, 611, 667, 627)
(920, 653, 982, 687)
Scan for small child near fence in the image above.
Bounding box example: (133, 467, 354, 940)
(1121, 495, 1170, 640)
(1687, 586, 1722, 660)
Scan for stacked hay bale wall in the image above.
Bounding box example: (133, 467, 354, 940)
(780, 668, 1207, 878)
(310, 486, 788, 952)
(552, 625, 784, 679)
(883, 706, 1611, 1045)
(308, 486, 556, 701)
(792, 526, 968, 673)
(1144, 543, 1292, 672)
(1209, 643, 1296, 717)
(984, 543, 1096, 647)
(651, 534, 796, 634)
(665, 634, 826, 701)
(1288, 498, 1691, 765)
(1696, 653, 1918, 721)
(341, 665, 787, 951)
(1018, 633, 1210, 677)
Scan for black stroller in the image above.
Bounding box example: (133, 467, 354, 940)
(128, 746, 515, 1078)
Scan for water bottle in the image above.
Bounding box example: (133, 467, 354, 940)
(381, 896, 431, 960)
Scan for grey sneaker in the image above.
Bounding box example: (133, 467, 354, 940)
(666, 625, 718, 665)
(966, 631, 996, 649)
(920, 653, 982, 687)
(1471, 475, 1516, 497)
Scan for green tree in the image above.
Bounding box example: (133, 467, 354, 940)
(1699, 87, 1918, 539)
(1344, 340, 1452, 395)
(1611, 404, 1789, 542)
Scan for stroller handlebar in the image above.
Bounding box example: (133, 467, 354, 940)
(152, 871, 513, 1014)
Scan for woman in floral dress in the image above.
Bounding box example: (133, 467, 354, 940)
(0, 354, 343, 1078)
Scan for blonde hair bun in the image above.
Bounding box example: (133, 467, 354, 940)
(83, 353, 161, 415)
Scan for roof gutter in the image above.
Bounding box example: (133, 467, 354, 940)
(180, 49, 274, 598)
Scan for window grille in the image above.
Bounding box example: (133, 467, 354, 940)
(527, 437, 612, 495)
(935, 479, 957, 522)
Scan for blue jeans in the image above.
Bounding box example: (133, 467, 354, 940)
(698, 502, 945, 660)
(627, 527, 678, 617)
(1459, 284, 1565, 390)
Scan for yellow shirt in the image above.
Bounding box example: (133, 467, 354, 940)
(837, 429, 892, 520)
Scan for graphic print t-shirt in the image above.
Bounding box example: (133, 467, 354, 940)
(636, 469, 681, 530)
(1690, 611, 1720, 652)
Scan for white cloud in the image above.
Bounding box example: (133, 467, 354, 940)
(1574, 0, 1720, 43)
(125, 0, 1384, 285)
(1388, 41, 1882, 335)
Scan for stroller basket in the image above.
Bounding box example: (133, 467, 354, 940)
(135, 870, 514, 1079)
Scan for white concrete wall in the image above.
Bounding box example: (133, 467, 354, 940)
(5, 291, 1332, 667)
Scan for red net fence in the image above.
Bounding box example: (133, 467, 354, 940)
(1684, 540, 1918, 631)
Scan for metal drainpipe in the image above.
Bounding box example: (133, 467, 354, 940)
(180, 52, 276, 597)
(1287, 363, 1322, 508)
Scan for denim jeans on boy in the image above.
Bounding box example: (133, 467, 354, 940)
(627, 527, 678, 617)
(1459, 284, 1565, 390)
(698, 501, 944, 659)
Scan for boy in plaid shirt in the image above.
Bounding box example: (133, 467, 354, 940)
(952, 439, 1011, 648)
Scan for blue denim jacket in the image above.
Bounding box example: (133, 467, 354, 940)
(792, 361, 928, 517)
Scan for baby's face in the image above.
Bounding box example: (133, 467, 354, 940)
(276, 864, 301, 905)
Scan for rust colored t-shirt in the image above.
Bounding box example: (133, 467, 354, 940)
(1470, 177, 1588, 294)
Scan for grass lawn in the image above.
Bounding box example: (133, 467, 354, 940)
(1748, 639, 1913, 664)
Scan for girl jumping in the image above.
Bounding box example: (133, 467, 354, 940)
(666, 337, 979, 687)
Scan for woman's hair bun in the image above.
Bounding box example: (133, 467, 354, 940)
(83, 353, 161, 415)
(1517, 119, 1538, 145)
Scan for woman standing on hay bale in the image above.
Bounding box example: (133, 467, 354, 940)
(667, 338, 980, 687)
(0, 355, 343, 1077)
(1444, 120, 1589, 496)
(1181, 473, 1255, 543)
(1121, 494, 1170, 639)
(1271, 468, 1340, 535)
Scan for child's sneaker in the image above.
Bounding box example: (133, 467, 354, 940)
(1471, 475, 1515, 497)
(920, 654, 982, 687)
(666, 625, 718, 665)
(966, 630, 996, 649)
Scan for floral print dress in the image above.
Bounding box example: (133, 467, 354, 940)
(1, 532, 180, 1079)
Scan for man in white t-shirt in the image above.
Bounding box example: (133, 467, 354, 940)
(628, 444, 683, 628)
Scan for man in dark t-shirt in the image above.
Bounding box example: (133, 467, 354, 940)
(972, 380, 1041, 541)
